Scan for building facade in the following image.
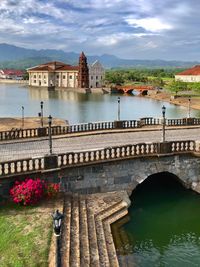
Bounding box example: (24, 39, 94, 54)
(28, 52, 105, 89)
(0, 69, 24, 80)
(89, 60, 105, 88)
(28, 61, 79, 88)
(175, 65, 200, 82)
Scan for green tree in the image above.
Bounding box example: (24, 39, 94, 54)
(167, 80, 188, 95)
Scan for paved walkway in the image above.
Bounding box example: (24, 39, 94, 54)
(1, 127, 200, 162)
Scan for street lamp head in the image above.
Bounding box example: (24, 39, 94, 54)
(118, 96, 120, 102)
(22, 106, 24, 110)
(40, 101, 43, 107)
(48, 115, 52, 125)
(52, 209, 63, 236)
(162, 105, 166, 116)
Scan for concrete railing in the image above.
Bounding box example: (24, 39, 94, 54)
(0, 117, 200, 142)
(0, 140, 197, 178)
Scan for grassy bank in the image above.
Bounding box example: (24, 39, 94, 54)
(0, 199, 62, 267)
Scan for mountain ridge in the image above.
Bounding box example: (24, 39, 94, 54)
(0, 43, 199, 69)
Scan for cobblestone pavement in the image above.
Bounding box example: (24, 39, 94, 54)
(0, 128, 200, 162)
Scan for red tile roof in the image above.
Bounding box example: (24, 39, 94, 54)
(176, 65, 200, 75)
(1, 69, 24, 76)
(56, 65, 79, 71)
(28, 61, 78, 72)
(28, 66, 54, 71)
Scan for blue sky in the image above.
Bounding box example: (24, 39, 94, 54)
(0, 0, 199, 60)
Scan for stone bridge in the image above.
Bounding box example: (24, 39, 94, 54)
(1, 117, 200, 196)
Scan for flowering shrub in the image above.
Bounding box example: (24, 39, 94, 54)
(45, 183, 60, 198)
(10, 178, 60, 206)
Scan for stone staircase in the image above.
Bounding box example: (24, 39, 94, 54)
(60, 191, 130, 267)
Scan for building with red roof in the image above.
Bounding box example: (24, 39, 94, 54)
(175, 65, 200, 82)
(0, 69, 24, 80)
(27, 53, 105, 89)
(27, 61, 79, 88)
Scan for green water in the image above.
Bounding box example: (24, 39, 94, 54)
(113, 173, 200, 267)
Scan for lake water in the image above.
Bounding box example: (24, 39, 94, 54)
(0, 83, 199, 124)
(112, 173, 200, 267)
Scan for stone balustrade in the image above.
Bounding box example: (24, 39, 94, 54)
(0, 117, 200, 142)
(0, 140, 196, 178)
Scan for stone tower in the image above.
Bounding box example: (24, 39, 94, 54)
(78, 52, 89, 88)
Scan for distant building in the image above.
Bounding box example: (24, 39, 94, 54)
(175, 65, 200, 82)
(89, 60, 105, 88)
(27, 52, 105, 89)
(0, 69, 24, 80)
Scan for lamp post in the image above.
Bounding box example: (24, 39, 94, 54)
(52, 209, 63, 236)
(162, 105, 166, 142)
(52, 210, 63, 267)
(48, 115, 53, 155)
(117, 96, 120, 121)
(40, 101, 44, 127)
(188, 96, 191, 118)
(22, 106, 24, 128)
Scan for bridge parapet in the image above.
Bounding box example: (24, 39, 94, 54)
(0, 140, 197, 178)
(0, 117, 200, 142)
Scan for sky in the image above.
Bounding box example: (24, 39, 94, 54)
(0, 0, 200, 61)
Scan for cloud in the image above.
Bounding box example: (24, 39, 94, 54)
(0, 0, 199, 61)
(125, 17, 173, 33)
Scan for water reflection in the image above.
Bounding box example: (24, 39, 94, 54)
(112, 173, 200, 267)
(0, 83, 199, 124)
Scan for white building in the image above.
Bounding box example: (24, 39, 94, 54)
(175, 65, 200, 82)
(27, 61, 79, 88)
(89, 60, 105, 88)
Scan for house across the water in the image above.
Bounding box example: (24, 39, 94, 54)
(175, 65, 200, 82)
(0, 69, 24, 80)
(27, 52, 105, 89)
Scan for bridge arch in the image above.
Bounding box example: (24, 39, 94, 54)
(130, 171, 186, 197)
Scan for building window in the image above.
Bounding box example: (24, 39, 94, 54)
(34, 75, 36, 78)
(69, 75, 73, 79)
(44, 75, 46, 79)
(91, 76, 93, 80)
(39, 75, 41, 78)
(96, 76, 98, 80)
(63, 75, 66, 79)
(34, 80, 36, 83)
(57, 75, 59, 79)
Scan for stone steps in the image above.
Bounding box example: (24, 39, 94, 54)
(60, 194, 72, 267)
(79, 196, 90, 267)
(60, 191, 130, 267)
(86, 199, 101, 267)
(69, 194, 80, 267)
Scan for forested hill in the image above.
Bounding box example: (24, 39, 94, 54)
(0, 43, 199, 69)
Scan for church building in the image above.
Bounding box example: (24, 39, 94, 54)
(27, 52, 105, 89)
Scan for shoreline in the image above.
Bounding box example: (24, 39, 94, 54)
(146, 91, 200, 111)
(0, 117, 67, 131)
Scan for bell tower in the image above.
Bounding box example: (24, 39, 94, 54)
(78, 52, 89, 88)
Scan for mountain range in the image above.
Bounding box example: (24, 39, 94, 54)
(0, 43, 199, 70)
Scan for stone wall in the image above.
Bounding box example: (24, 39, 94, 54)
(1, 154, 200, 198)
(59, 154, 200, 195)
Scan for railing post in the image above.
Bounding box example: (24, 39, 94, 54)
(44, 155, 58, 170)
(114, 120, 124, 129)
(38, 127, 47, 137)
(157, 142, 171, 154)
